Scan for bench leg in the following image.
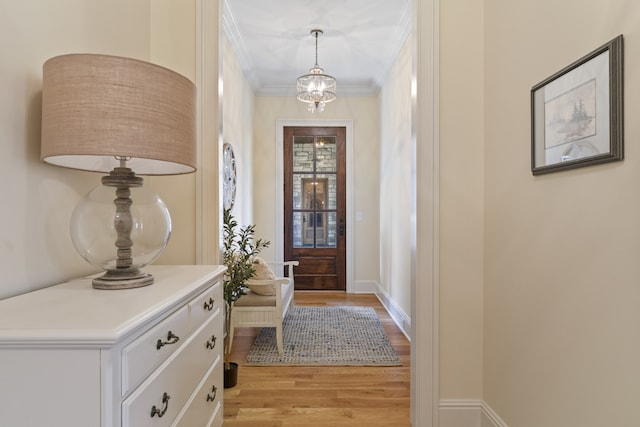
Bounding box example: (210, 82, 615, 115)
(276, 324, 284, 355)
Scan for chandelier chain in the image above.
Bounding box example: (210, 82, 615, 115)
(314, 30, 319, 67)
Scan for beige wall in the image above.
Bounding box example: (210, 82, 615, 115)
(0, 0, 197, 300)
(484, 0, 640, 426)
(252, 96, 381, 282)
(149, 0, 198, 266)
(222, 35, 255, 226)
(0, 0, 151, 299)
(439, 0, 485, 400)
(379, 38, 413, 317)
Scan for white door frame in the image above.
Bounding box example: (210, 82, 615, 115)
(275, 119, 354, 293)
(412, 0, 440, 424)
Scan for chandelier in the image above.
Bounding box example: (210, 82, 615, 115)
(296, 29, 337, 113)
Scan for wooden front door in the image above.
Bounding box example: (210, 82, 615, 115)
(284, 126, 346, 291)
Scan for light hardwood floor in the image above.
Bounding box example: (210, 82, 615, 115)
(223, 292, 411, 426)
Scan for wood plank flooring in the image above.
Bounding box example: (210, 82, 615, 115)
(223, 292, 411, 426)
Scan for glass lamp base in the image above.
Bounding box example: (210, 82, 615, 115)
(92, 268, 154, 290)
(71, 166, 172, 291)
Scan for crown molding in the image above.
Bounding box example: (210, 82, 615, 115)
(222, 0, 262, 92)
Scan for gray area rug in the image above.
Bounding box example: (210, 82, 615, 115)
(245, 306, 402, 366)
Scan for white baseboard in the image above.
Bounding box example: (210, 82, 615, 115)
(352, 280, 379, 293)
(480, 401, 508, 427)
(352, 280, 411, 340)
(439, 400, 482, 427)
(438, 400, 508, 427)
(376, 291, 411, 340)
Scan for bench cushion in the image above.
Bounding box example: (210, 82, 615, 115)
(235, 289, 277, 307)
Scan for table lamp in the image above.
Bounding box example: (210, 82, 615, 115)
(41, 54, 196, 289)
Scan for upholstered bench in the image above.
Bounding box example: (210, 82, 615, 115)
(228, 260, 298, 355)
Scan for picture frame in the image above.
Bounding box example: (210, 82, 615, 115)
(531, 35, 623, 175)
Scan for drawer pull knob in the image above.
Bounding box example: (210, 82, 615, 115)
(203, 297, 215, 311)
(150, 392, 170, 418)
(206, 335, 217, 349)
(206, 385, 217, 402)
(156, 331, 180, 350)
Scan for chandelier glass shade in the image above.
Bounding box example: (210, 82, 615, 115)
(296, 29, 336, 113)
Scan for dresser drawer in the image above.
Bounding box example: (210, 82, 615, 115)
(121, 308, 222, 427)
(171, 354, 222, 427)
(189, 281, 222, 332)
(121, 304, 189, 396)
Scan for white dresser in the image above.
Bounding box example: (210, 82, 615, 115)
(0, 265, 225, 427)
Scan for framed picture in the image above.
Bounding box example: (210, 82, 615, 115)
(531, 35, 623, 175)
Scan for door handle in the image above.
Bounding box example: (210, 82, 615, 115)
(339, 218, 345, 236)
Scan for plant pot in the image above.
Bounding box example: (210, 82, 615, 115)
(224, 362, 238, 388)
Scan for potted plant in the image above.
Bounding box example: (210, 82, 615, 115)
(222, 208, 270, 388)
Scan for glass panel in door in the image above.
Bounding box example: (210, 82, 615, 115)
(292, 136, 337, 249)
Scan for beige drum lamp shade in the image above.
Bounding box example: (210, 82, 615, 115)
(41, 53, 196, 174)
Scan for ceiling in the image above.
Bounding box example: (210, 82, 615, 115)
(223, 0, 412, 97)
